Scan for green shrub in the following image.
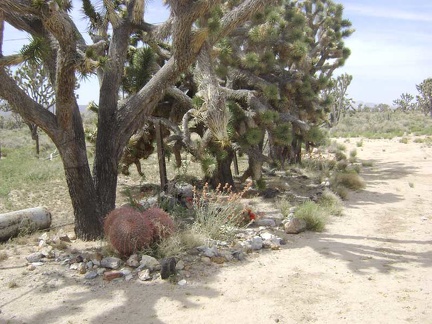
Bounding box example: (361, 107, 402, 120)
(318, 189, 343, 216)
(294, 200, 327, 232)
(332, 172, 365, 190)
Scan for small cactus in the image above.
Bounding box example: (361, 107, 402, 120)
(143, 207, 175, 241)
(104, 207, 155, 256)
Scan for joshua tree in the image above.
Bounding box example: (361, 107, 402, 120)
(393, 93, 416, 112)
(324, 73, 354, 127)
(416, 78, 432, 117)
(0, 0, 274, 240)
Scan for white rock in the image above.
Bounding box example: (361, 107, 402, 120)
(175, 260, 185, 270)
(260, 232, 276, 241)
(284, 218, 307, 234)
(70, 263, 79, 270)
(138, 269, 152, 281)
(139, 255, 160, 271)
(178, 279, 187, 286)
(38, 232, 49, 242)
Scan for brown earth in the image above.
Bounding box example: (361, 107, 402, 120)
(0, 137, 431, 324)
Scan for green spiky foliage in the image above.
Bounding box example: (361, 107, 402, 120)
(245, 127, 263, 145)
(273, 123, 293, 145)
(20, 37, 51, 64)
(122, 47, 155, 95)
(213, 0, 353, 167)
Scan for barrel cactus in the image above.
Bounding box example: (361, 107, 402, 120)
(144, 207, 175, 241)
(104, 207, 155, 256)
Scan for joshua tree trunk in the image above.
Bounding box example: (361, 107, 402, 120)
(208, 147, 235, 188)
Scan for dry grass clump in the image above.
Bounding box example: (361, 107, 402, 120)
(191, 183, 249, 241)
(318, 189, 343, 216)
(0, 251, 8, 261)
(332, 172, 365, 191)
(156, 230, 206, 258)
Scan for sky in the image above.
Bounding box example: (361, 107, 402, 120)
(2, 0, 432, 106)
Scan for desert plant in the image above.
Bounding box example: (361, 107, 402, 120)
(104, 207, 155, 256)
(332, 172, 365, 191)
(143, 207, 175, 241)
(156, 230, 206, 258)
(0, 251, 8, 261)
(294, 200, 327, 232)
(318, 189, 343, 216)
(191, 183, 248, 240)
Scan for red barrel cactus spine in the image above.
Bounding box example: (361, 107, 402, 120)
(143, 207, 175, 241)
(104, 207, 155, 256)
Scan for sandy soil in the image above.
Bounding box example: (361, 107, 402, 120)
(0, 138, 431, 324)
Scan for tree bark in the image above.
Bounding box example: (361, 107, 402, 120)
(208, 147, 235, 189)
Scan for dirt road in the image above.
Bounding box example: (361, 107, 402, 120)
(1, 138, 431, 323)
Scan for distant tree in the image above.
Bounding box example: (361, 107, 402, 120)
(393, 93, 416, 112)
(12, 61, 56, 156)
(416, 78, 432, 117)
(323, 73, 354, 127)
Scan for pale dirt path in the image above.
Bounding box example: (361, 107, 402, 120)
(1, 138, 431, 324)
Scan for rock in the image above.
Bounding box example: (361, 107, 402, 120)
(175, 260, 185, 271)
(125, 274, 134, 281)
(160, 257, 177, 279)
(78, 262, 87, 274)
(138, 269, 152, 281)
(84, 271, 98, 279)
(103, 271, 123, 281)
(139, 255, 160, 271)
(27, 264, 36, 271)
(198, 246, 219, 258)
(260, 232, 276, 241)
(232, 250, 246, 261)
(70, 263, 79, 270)
(31, 262, 44, 267)
(178, 279, 187, 286)
(86, 261, 94, 269)
(126, 254, 140, 268)
(59, 234, 71, 243)
(284, 218, 307, 234)
(97, 268, 106, 276)
(255, 218, 276, 227)
(38, 232, 49, 242)
(201, 256, 212, 265)
(219, 251, 234, 262)
(40, 246, 53, 258)
(250, 236, 263, 250)
(100, 257, 122, 270)
(67, 232, 77, 240)
(26, 252, 43, 263)
(120, 268, 132, 276)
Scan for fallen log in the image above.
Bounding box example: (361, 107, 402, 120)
(0, 207, 52, 241)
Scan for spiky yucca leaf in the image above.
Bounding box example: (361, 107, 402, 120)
(20, 37, 50, 64)
(245, 127, 263, 145)
(123, 47, 154, 94)
(273, 123, 292, 145)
